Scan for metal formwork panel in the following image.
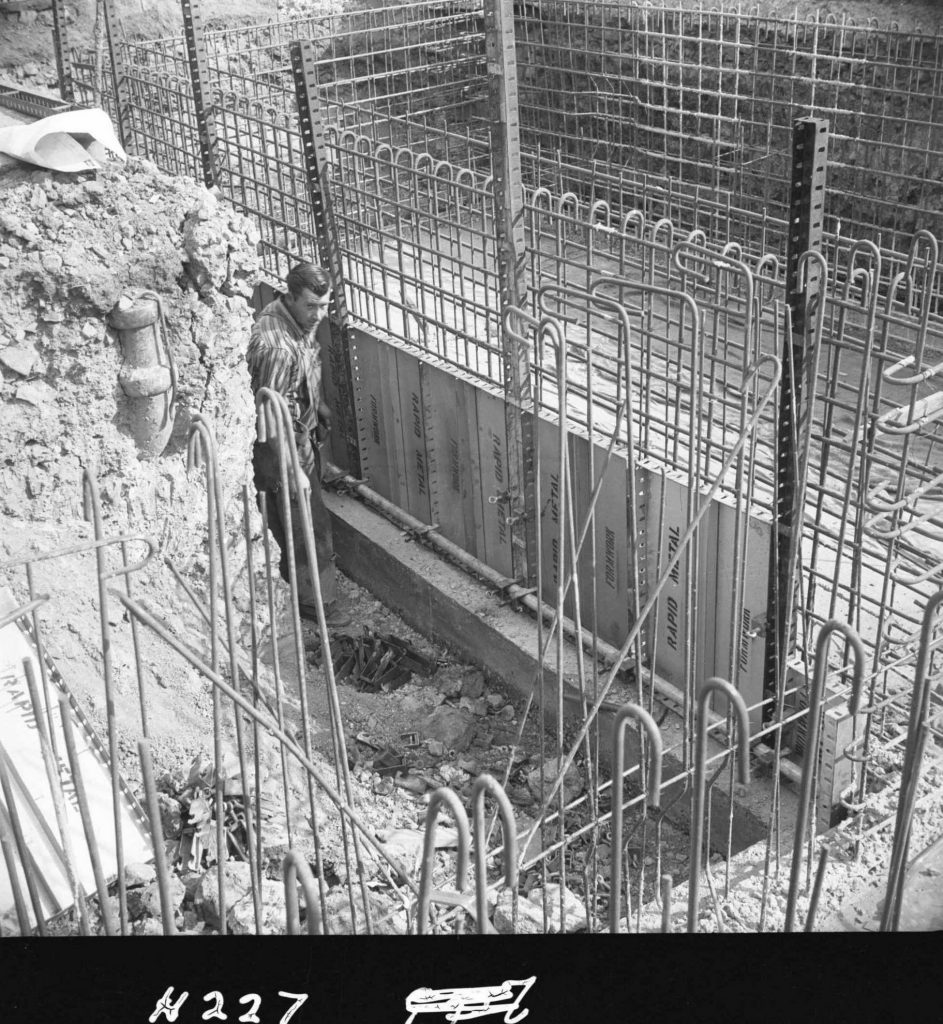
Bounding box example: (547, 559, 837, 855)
(475, 383, 515, 578)
(377, 341, 409, 510)
(712, 500, 771, 734)
(349, 328, 396, 503)
(567, 431, 631, 649)
(642, 467, 716, 694)
(394, 346, 432, 524)
(422, 361, 481, 557)
(533, 413, 571, 616)
(318, 318, 349, 470)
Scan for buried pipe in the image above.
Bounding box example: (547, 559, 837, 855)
(108, 290, 177, 459)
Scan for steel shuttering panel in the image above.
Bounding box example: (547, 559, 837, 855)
(394, 346, 432, 524)
(642, 467, 717, 695)
(711, 500, 771, 735)
(533, 412, 570, 616)
(567, 430, 631, 649)
(349, 327, 396, 502)
(474, 383, 514, 578)
(421, 360, 481, 557)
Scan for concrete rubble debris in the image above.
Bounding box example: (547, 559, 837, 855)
(420, 705, 477, 753)
(526, 757, 585, 804)
(493, 883, 589, 934)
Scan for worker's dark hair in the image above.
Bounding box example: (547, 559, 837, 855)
(286, 262, 331, 298)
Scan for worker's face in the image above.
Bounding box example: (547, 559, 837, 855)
(288, 287, 331, 333)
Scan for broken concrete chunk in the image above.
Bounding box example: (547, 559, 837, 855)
(493, 891, 544, 935)
(0, 344, 39, 377)
(526, 883, 590, 933)
(14, 380, 56, 406)
(128, 875, 185, 921)
(124, 861, 157, 888)
(436, 674, 463, 700)
(421, 705, 476, 753)
(460, 669, 485, 699)
(157, 792, 183, 839)
(526, 757, 585, 805)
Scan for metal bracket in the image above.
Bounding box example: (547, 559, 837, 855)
(403, 523, 439, 543)
(494, 579, 536, 610)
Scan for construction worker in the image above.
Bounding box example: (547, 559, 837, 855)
(247, 261, 351, 629)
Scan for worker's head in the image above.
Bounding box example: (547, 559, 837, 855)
(284, 262, 332, 333)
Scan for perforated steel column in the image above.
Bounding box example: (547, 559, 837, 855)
(181, 0, 218, 188)
(766, 117, 828, 697)
(290, 39, 361, 478)
(101, 0, 130, 149)
(51, 0, 74, 103)
(486, 0, 536, 586)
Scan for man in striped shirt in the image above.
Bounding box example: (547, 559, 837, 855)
(247, 262, 351, 628)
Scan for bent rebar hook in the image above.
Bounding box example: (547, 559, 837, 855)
(283, 850, 325, 935)
(609, 704, 663, 934)
(784, 620, 865, 932)
(881, 589, 943, 931)
(417, 787, 471, 935)
(472, 774, 518, 935)
(687, 678, 750, 933)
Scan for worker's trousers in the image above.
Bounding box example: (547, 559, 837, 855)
(252, 432, 336, 608)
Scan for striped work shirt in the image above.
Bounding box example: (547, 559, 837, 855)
(246, 296, 322, 435)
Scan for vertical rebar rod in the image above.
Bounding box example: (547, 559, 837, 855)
(138, 742, 177, 935)
(187, 418, 263, 933)
(82, 470, 127, 933)
(0, 775, 43, 935)
(687, 678, 750, 934)
(784, 620, 864, 932)
(22, 659, 90, 935)
(880, 590, 943, 931)
(57, 692, 116, 936)
(485, 0, 535, 587)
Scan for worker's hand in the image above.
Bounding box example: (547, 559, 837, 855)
(315, 400, 332, 443)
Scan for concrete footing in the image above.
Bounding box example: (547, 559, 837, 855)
(328, 488, 797, 854)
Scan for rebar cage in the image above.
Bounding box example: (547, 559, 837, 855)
(13, 0, 938, 934)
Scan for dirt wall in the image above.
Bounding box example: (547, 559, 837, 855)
(0, 155, 264, 775)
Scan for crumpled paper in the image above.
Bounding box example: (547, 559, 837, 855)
(0, 107, 126, 173)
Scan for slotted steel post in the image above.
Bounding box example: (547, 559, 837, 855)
(50, 0, 74, 104)
(101, 0, 129, 149)
(290, 39, 361, 477)
(766, 118, 828, 698)
(181, 0, 218, 187)
(486, 0, 536, 586)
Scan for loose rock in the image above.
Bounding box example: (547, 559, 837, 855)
(421, 705, 476, 753)
(526, 757, 584, 804)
